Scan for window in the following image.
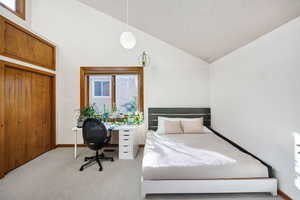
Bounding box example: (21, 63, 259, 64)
(90, 76, 112, 113)
(0, 0, 15, 10)
(116, 75, 138, 113)
(0, 0, 25, 19)
(81, 67, 144, 114)
(89, 75, 139, 113)
(92, 78, 111, 97)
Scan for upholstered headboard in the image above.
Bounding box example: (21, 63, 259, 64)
(148, 107, 211, 131)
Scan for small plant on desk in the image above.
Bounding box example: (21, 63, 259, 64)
(77, 104, 97, 127)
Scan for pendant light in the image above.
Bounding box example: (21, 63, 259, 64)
(120, 0, 136, 49)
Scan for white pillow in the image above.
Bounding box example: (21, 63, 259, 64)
(181, 118, 204, 133)
(156, 117, 204, 134)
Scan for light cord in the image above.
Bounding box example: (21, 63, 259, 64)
(126, 0, 129, 25)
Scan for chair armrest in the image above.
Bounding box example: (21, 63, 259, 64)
(106, 129, 112, 143)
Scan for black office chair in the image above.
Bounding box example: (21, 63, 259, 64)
(79, 118, 114, 171)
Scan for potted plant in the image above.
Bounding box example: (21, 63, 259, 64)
(77, 104, 97, 127)
(126, 111, 144, 125)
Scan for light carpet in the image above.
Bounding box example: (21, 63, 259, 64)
(0, 148, 282, 200)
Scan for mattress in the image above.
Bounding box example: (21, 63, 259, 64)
(142, 130, 269, 180)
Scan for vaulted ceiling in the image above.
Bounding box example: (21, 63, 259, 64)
(79, 0, 300, 63)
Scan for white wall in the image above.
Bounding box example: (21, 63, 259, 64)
(210, 16, 300, 198)
(30, 0, 210, 144)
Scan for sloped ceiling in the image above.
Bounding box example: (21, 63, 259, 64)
(79, 0, 300, 63)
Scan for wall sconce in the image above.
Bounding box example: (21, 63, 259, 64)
(138, 51, 150, 67)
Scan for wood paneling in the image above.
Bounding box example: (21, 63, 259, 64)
(0, 62, 5, 178)
(0, 60, 55, 177)
(0, 16, 56, 70)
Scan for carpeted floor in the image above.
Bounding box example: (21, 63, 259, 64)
(0, 148, 281, 200)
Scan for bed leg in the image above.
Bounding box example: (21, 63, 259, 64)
(141, 177, 146, 199)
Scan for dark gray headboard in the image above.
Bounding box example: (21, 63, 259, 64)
(148, 107, 211, 131)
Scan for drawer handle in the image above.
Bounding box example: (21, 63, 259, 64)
(123, 145, 128, 147)
(123, 152, 128, 153)
(123, 130, 130, 132)
(123, 134, 130, 136)
(124, 139, 129, 141)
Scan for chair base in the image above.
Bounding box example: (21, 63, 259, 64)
(79, 151, 114, 171)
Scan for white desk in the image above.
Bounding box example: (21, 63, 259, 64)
(72, 124, 140, 159)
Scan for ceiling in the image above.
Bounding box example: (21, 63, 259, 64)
(79, 0, 300, 63)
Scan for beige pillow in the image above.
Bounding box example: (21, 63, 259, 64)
(164, 120, 183, 134)
(181, 118, 204, 133)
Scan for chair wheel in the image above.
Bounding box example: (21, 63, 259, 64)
(111, 158, 114, 162)
(84, 158, 88, 162)
(99, 167, 103, 171)
(79, 167, 84, 171)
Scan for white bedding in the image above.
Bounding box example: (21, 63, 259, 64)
(142, 130, 269, 180)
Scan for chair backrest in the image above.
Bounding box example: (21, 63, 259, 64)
(82, 118, 107, 150)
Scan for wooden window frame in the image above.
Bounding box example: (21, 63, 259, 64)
(0, 0, 25, 20)
(80, 67, 144, 113)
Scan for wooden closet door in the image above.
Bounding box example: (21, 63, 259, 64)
(5, 67, 31, 171)
(4, 66, 53, 172)
(30, 73, 52, 157)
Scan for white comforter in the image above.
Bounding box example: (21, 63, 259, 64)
(142, 131, 269, 180)
(143, 132, 236, 168)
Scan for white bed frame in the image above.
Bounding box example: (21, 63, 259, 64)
(141, 177, 278, 198)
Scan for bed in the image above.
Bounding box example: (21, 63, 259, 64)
(141, 108, 277, 198)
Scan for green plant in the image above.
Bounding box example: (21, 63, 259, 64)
(79, 104, 97, 120)
(133, 112, 144, 125)
(126, 111, 144, 125)
(121, 96, 137, 113)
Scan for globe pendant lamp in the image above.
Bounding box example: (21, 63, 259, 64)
(120, 32, 136, 49)
(120, 0, 136, 50)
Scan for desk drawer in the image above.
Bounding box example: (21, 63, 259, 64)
(120, 139, 131, 146)
(120, 145, 132, 152)
(119, 129, 132, 134)
(120, 134, 132, 141)
(119, 147, 132, 159)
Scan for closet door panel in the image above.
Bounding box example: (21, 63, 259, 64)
(4, 67, 30, 170)
(0, 64, 4, 178)
(31, 73, 52, 156)
(42, 77, 52, 151)
(14, 69, 28, 167)
(24, 72, 32, 160)
(4, 67, 17, 171)
(31, 73, 44, 157)
(24, 72, 35, 160)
